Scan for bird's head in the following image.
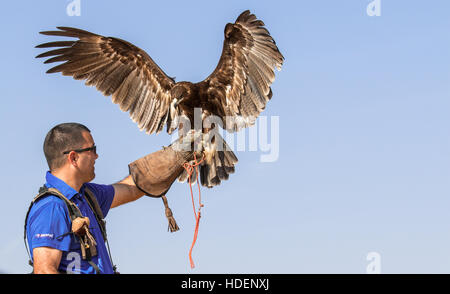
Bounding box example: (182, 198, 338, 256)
(170, 82, 192, 103)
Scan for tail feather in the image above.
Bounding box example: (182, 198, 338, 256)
(215, 152, 229, 181)
(223, 148, 238, 173)
(207, 155, 220, 186)
(200, 134, 238, 188)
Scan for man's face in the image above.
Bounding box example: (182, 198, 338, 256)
(77, 131, 99, 183)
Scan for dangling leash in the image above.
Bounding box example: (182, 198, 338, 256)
(183, 153, 205, 269)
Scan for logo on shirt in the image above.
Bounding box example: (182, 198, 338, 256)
(35, 233, 54, 239)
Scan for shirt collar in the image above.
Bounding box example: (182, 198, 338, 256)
(45, 171, 79, 200)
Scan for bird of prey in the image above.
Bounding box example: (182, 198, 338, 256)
(36, 10, 284, 188)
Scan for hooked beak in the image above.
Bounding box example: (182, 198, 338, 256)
(174, 96, 185, 107)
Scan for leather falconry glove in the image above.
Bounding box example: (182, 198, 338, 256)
(128, 130, 203, 232)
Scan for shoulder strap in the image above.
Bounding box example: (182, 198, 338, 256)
(83, 187, 104, 220)
(83, 187, 107, 240)
(47, 188, 83, 220)
(24, 186, 83, 239)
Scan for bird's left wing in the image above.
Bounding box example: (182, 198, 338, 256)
(202, 10, 284, 132)
(36, 27, 175, 134)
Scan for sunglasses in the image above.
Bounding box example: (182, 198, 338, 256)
(63, 144, 97, 155)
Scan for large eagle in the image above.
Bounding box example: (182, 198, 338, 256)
(36, 10, 284, 188)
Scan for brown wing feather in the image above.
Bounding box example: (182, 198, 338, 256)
(203, 10, 284, 132)
(36, 27, 176, 134)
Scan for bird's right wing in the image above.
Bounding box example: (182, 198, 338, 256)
(36, 27, 175, 134)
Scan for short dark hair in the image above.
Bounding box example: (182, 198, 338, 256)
(43, 122, 91, 170)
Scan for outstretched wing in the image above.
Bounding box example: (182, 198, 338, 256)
(36, 27, 175, 134)
(203, 10, 284, 132)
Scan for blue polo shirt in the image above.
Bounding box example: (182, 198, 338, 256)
(26, 171, 115, 274)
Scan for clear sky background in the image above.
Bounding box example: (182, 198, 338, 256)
(0, 0, 449, 274)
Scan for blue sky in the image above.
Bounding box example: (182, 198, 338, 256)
(0, 0, 449, 273)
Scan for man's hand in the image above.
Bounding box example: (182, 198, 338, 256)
(111, 130, 203, 207)
(128, 129, 204, 198)
(33, 246, 62, 274)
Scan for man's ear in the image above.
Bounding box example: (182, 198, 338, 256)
(68, 151, 78, 167)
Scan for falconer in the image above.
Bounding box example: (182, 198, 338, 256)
(24, 122, 200, 274)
